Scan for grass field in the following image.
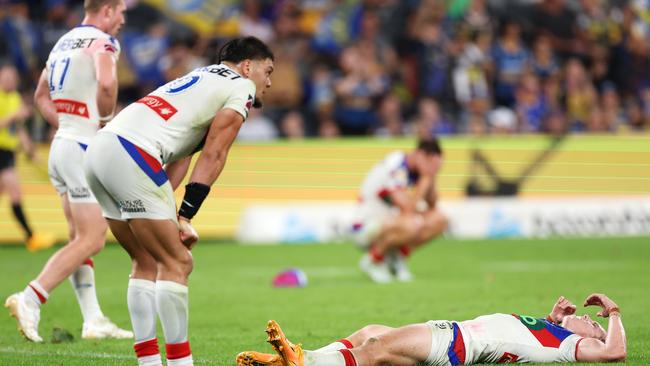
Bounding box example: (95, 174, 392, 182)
(0, 237, 648, 365)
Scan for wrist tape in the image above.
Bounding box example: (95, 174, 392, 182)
(178, 182, 211, 220)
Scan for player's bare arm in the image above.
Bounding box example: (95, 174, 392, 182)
(176, 108, 244, 227)
(34, 69, 59, 128)
(575, 293, 626, 362)
(186, 109, 244, 188)
(389, 188, 418, 213)
(165, 156, 192, 191)
(94, 51, 118, 122)
(548, 295, 577, 324)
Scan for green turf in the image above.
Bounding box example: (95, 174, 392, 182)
(0, 237, 648, 365)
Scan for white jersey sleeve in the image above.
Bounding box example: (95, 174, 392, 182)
(104, 64, 256, 164)
(359, 151, 413, 204)
(459, 313, 582, 364)
(46, 25, 120, 145)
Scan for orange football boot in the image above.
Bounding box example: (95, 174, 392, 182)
(236, 351, 283, 366)
(266, 320, 304, 366)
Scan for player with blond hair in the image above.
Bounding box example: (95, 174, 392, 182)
(5, 0, 132, 342)
(238, 293, 626, 365)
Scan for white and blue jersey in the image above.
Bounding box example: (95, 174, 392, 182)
(46, 24, 120, 145)
(350, 151, 419, 246)
(85, 64, 255, 220)
(458, 313, 581, 364)
(104, 63, 255, 168)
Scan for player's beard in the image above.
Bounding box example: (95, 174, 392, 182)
(253, 99, 263, 108)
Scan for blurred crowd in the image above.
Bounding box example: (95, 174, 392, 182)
(1, 0, 649, 141)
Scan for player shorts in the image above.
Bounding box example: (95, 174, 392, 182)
(349, 204, 397, 248)
(48, 137, 97, 203)
(84, 131, 177, 222)
(0, 148, 15, 171)
(424, 320, 465, 366)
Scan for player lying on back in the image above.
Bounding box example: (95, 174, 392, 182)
(353, 138, 448, 283)
(84, 36, 274, 366)
(238, 293, 626, 365)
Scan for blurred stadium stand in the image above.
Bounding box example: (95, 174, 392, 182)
(1, 0, 649, 243)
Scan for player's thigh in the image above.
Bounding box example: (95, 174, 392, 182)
(60, 194, 76, 239)
(107, 218, 157, 274)
(68, 202, 107, 241)
(356, 323, 432, 366)
(379, 212, 424, 238)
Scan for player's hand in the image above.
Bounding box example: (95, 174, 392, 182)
(584, 293, 619, 318)
(549, 296, 576, 323)
(178, 216, 198, 249)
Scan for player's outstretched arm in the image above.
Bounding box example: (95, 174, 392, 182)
(34, 69, 59, 128)
(94, 51, 118, 121)
(575, 293, 626, 362)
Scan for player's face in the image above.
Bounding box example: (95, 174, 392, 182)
(561, 314, 606, 340)
(247, 58, 274, 108)
(105, 0, 127, 36)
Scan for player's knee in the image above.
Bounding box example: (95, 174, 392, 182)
(356, 324, 391, 342)
(360, 338, 390, 365)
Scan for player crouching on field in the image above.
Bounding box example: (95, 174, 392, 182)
(237, 293, 626, 366)
(352, 138, 448, 283)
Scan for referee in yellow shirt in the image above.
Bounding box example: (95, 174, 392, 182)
(0, 64, 55, 251)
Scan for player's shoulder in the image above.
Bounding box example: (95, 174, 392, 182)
(383, 150, 406, 166)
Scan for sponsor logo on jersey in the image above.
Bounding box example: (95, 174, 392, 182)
(246, 94, 253, 111)
(104, 43, 117, 53)
(53, 99, 90, 118)
(136, 95, 178, 121)
(52, 37, 97, 53)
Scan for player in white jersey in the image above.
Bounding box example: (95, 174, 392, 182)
(5, 0, 132, 343)
(83, 36, 274, 366)
(352, 138, 448, 283)
(238, 293, 626, 366)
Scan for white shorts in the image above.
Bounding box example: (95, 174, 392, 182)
(350, 203, 397, 248)
(424, 320, 457, 366)
(84, 131, 177, 222)
(48, 137, 97, 203)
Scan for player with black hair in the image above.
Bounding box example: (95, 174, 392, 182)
(352, 138, 448, 283)
(84, 36, 274, 366)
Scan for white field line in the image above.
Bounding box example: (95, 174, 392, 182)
(0, 347, 212, 364)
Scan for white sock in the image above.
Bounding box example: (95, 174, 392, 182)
(128, 279, 157, 342)
(24, 280, 48, 307)
(304, 350, 347, 366)
(156, 280, 192, 366)
(69, 260, 104, 322)
(314, 339, 353, 352)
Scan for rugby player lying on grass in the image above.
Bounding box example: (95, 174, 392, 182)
(237, 293, 625, 365)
